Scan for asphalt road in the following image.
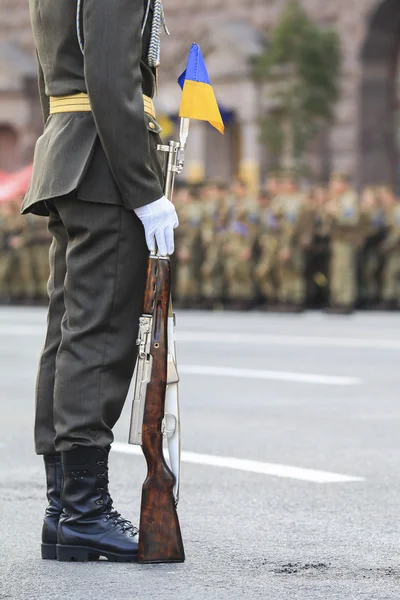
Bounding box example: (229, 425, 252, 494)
(1, 307, 400, 599)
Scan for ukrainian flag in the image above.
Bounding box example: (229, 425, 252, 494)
(178, 43, 225, 134)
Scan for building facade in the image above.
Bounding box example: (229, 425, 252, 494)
(0, 0, 399, 190)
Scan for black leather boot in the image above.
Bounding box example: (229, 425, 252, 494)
(57, 446, 139, 562)
(42, 455, 63, 560)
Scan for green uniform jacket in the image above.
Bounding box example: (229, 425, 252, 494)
(22, 0, 164, 216)
(330, 190, 360, 243)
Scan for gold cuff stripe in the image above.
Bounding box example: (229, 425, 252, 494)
(49, 93, 156, 119)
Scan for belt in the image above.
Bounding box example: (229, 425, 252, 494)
(49, 93, 157, 119)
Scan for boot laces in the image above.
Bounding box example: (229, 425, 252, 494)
(96, 459, 138, 537)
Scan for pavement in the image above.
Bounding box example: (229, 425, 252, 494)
(1, 307, 400, 599)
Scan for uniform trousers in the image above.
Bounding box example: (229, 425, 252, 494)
(34, 194, 149, 455)
(381, 249, 400, 302)
(329, 240, 357, 307)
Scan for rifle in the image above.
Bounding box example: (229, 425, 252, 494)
(129, 119, 190, 564)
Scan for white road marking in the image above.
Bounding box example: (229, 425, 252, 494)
(179, 365, 361, 386)
(177, 331, 400, 351)
(112, 442, 364, 484)
(0, 326, 363, 385)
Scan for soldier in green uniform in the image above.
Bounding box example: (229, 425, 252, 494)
(220, 178, 258, 238)
(379, 186, 400, 309)
(174, 185, 202, 307)
(274, 175, 312, 311)
(326, 174, 360, 313)
(254, 188, 280, 308)
(24, 213, 52, 302)
(305, 187, 331, 308)
(11, 196, 42, 304)
(359, 187, 385, 308)
(220, 179, 258, 309)
(23, 0, 178, 563)
(230, 178, 259, 231)
(222, 201, 257, 310)
(1, 198, 27, 303)
(200, 180, 228, 309)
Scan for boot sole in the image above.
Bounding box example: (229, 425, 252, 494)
(41, 543, 57, 560)
(56, 544, 138, 563)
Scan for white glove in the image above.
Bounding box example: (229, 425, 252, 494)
(134, 196, 179, 256)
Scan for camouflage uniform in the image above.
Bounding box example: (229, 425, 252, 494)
(200, 187, 227, 307)
(24, 214, 51, 301)
(381, 202, 400, 307)
(1, 202, 27, 301)
(222, 211, 256, 308)
(254, 194, 280, 305)
(275, 191, 312, 309)
(306, 195, 331, 307)
(175, 190, 202, 306)
(221, 185, 258, 309)
(328, 189, 360, 310)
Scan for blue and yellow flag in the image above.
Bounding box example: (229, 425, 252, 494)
(178, 43, 224, 134)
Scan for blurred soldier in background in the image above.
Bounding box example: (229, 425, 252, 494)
(359, 187, 386, 308)
(175, 185, 202, 307)
(379, 186, 400, 309)
(306, 186, 331, 308)
(254, 188, 280, 308)
(26, 214, 51, 301)
(0, 197, 50, 305)
(274, 175, 312, 311)
(222, 200, 257, 310)
(326, 173, 360, 313)
(228, 178, 259, 230)
(200, 181, 227, 309)
(1, 198, 27, 303)
(215, 178, 257, 310)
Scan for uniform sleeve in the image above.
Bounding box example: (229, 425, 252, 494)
(82, 0, 164, 210)
(36, 51, 49, 124)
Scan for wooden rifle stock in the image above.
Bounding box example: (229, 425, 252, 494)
(138, 256, 185, 564)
